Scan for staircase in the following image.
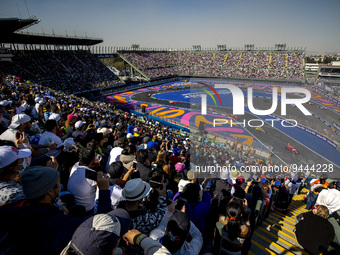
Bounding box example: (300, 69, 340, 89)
(117, 53, 150, 80)
(223, 53, 228, 66)
(268, 54, 272, 68)
(237, 53, 242, 67)
(249, 191, 308, 255)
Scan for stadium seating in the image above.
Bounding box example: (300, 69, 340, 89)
(121, 51, 305, 80)
(2, 50, 120, 93)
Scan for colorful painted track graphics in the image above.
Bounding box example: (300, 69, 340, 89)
(107, 82, 263, 148)
(107, 81, 340, 165)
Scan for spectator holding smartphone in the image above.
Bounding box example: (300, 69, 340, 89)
(178, 182, 212, 232)
(150, 201, 203, 255)
(67, 147, 99, 215)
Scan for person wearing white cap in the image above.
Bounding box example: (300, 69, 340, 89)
(35, 98, 44, 115)
(316, 189, 340, 215)
(133, 127, 140, 137)
(0, 145, 31, 206)
(49, 113, 61, 123)
(126, 133, 134, 139)
(72, 120, 87, 139)
(75, 120, 86, 130)
(97, 127, 112, 137)
(0, 113, 32, 144)
(34, 97, 43, 116)
(34, 97, 41, 103)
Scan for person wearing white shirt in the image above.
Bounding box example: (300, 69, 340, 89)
(16, 101, 28, 114)
(30, 106, 39, 119)
(67, 148, 99, 213)
(38, 120, 63, 157)
(105, 146, 124, 171)
(287, 176, 300, 204)
(34, 98, 44, 116)
(0, 113, 32, 144)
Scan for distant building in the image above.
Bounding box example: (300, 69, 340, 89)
(318, 65, 340, 88)
(318, 65, 340, 78)
(305, 63, 319, 75)
(0, 47, 13, 62)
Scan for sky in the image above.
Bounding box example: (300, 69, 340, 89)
(1, 0, 340, 54)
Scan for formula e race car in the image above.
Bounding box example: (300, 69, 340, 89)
(285, 143, 299, 155)
(255, 127, 266, 134)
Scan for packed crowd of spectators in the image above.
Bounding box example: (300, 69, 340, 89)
(1, 72, 339, 255)
(0, 50, 120, 94)
(121, 51, 304, 80)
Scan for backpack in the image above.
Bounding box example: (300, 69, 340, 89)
(306, 191, 318, 210)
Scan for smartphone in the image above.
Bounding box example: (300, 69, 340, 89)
(206, 180, 212, 190)
(175, 197, 187, 211)
(149, 180, 163, 190)
(133, 161, 138, 171)
(85, 168, 97, 181)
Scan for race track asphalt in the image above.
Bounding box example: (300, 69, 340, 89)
(131, 88, 340, 175)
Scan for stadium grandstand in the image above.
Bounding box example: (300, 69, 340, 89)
(1, 17, 340, 255)
(316, 64, 340, 100)
(0, 18, 121, 95)
(118, 50, 305, 81)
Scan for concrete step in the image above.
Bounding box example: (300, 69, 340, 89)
(249, 194, 309, 255)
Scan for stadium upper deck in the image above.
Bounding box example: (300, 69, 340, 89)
(120, 50, 305, 81)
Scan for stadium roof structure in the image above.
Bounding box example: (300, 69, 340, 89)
(0, 18, 103, 46)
